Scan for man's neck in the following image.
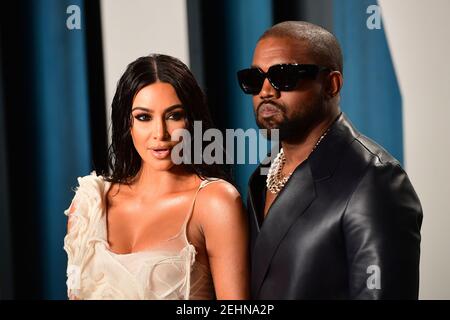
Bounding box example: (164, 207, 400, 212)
(281, 111, 340, 173)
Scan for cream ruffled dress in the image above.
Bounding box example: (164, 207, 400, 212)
(63, 173, 217, 300)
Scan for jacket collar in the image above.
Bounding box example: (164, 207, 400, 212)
(308, 112, 360, 181)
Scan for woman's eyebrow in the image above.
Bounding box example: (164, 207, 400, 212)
(164, 104, 184, 113)
(131, 104, 183, 113)
(131, 106, 151, 112)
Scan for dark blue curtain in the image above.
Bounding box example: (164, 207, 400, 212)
(201, 0, 273, 198)
(31, 0, 92, 299)
(223, 0, 273, 197)
(1, 0, 93, 299)
(333, 0, 403, 163)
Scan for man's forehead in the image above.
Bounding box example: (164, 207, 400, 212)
(252, 37, 315, 67)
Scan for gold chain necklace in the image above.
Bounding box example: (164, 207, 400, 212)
(266, 127, 331, 194)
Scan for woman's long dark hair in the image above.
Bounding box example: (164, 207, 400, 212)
(105, 54, 232, 184)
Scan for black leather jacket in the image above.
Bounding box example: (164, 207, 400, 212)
(247, 113, 423, 299)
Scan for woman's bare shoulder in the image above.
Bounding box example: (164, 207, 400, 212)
(194, 179, 246, 227)
(199, 179, 242, 204)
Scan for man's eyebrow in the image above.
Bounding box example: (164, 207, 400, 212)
(131, 104, 184, 113)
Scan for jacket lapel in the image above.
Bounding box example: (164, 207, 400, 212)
(251, 161, 316, 297)
(247, 166, 266, 235)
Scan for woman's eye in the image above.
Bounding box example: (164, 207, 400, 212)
(167, 112, 184, 121)
(134, 114, 151, 121)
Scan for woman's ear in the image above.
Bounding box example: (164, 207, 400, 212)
(325, 71, 343, 98)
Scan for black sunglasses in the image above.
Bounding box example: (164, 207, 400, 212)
(237, 63, 330, 95)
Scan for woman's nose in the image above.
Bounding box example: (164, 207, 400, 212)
(152, 118, 168, 140)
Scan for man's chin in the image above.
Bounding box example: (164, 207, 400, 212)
(257, 117, 281, 130)
(256, 121, 280, 140)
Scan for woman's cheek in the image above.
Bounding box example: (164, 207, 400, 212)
(131, 126, 149, 151)
(168, 121, 188, 142)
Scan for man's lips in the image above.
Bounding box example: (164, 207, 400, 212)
(258, 103, 282, 118)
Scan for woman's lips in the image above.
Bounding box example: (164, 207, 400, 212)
(150, 148, 171, 159)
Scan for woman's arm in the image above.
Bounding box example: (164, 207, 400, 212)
(197, 181, 250, 300)
(66, 200, 77, 232)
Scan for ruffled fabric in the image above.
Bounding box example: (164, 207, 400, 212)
(63, 172, 215, 300)
(63, 172, 110, 298)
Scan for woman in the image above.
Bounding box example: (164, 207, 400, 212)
(63, 54, 249, 300)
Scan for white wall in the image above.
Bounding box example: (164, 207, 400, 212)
(100, 0, 190, 134)
(379, 0, 450, 299)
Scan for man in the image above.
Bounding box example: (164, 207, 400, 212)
(237, 21, 423, 299)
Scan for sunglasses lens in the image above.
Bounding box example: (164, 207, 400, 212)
(237, 64, 323, 94)
(269, 64, 321, 91)
(268, 65, 297, 91)
(237, 68, 264, 95)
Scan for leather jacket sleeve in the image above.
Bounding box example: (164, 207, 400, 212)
(343, 161, 423, 299)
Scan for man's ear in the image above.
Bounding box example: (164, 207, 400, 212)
(325, 71, 343, 98)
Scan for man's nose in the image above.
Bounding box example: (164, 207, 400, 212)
(259, 78, 280, 99)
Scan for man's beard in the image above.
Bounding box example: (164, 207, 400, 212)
(255, 96, 326, 142)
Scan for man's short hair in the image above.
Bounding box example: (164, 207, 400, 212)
(259, 21, 343, 74)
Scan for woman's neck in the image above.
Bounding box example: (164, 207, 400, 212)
(131, 164, 198, 196)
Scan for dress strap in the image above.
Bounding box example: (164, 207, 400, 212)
(180, 178, 222, 243)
